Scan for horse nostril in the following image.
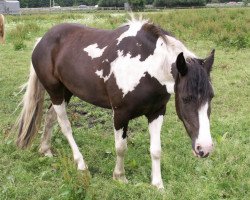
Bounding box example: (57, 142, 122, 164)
(195, 145, 205, 157)
(196, 145, 202, 152)
(198, 150, 204, 157)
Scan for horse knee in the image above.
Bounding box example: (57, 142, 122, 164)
(150, 148, 161, 160)
(115, 143, 127, 156)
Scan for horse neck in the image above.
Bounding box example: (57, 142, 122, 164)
(160, 35, 196, 94)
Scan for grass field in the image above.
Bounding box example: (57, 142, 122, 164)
(0, 8, 250, 200)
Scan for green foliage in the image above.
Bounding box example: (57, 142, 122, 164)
(20, 0, 100, 7)
(145, 8, 249, 49)
(128, 0, 146, 10)
(243, 0, 249, 6)
(153, 0, 206, 7)
(13, 40, 27, 50)
(8, 22, 40, 50)
(20, 0, 50, 8)
(98, 0, 126, 7)
(77, 0, 99, 6)
(58, 151, 91, 199)
(146, 0, 154, 4)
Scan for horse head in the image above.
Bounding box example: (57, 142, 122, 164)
(174, 50, 215, 158)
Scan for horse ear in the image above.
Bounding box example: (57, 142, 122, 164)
(176, 52, 188, 76)
(203, 49, 215, 74)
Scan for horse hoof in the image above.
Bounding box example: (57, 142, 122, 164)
(44, 151, 53, 157)
(113, 173, 128, 183)
(77, 162, 88, 171)
(152, 182, 164, 190)
(39, 148, 53, 157)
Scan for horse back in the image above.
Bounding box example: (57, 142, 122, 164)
(32, 22, 170, 115)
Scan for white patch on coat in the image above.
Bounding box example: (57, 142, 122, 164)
(53, 101, 87, 170)
(148, 115, 164, 189)
(95, 69, 110, 82)
(113, 38, 169, 96)
(102, 59, 109, 63)
(117, 19, 147, 45)
(165, 35, 196, 59)
(95, 29, 196, 96)
(196, 102, 213, 150)
(113, 128, 127, 181)
(83, 43, 107, 59)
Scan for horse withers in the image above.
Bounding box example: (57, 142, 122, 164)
(16, 18, 215, 189)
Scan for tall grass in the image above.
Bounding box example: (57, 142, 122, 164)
(5, 8, 250, 50)
(8, 22, 40, 50)
(146, 8, 250, 49)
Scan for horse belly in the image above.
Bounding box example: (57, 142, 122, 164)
(57, 61, 111, 109)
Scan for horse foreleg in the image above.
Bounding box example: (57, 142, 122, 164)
(148, 115, 164, 189)
(113, 112, 128, 183)
(113, 128, 128, 183)
(53, 101, 87, 170)
(39, 106, 56, 157)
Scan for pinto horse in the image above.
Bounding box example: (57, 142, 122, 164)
(0, 14, 5, 44)
(17, 18, 215, 189)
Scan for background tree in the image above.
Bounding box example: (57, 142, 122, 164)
(128, 0, 146, 10)
(145, 0, 154, 4)
(154, 0, 206, 7)
(98, 0, 126, 7)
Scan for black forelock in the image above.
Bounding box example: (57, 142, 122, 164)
(184, 64, 213, 106)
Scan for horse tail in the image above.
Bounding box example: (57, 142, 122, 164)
(16, 38, 45, 149)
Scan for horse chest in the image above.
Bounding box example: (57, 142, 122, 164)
(107, 72, 170, 119)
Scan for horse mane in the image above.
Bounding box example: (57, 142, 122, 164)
(122, 16, 168, 45)
(141, 23, 168, 45)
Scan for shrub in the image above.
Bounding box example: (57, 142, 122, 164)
(13, 40, 27, 51)
(128, 0, 146, 10)
(154, 0, 206, 7)
(98, 0, 126, 7)
(9, 23, 40, 41)
(243, 0, 249, 6)
(58, 151, 91, 199)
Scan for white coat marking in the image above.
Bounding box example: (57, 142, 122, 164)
(83, 43, 107, 59)
(148, 115, 164, 189)
(95, 20, 197, 96)
(113, 128, 127, 177)
(53, 101, 87, 170)
(117, 20, 147, 45)
(196, 102, 213, 148)
(95, 69, 110, 82)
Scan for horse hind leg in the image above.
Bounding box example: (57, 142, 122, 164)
(39, 106, 57, 157)
(53, 100, 87, 170)
(39, 90, 72, 157)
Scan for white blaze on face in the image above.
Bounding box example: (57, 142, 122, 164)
(83, 43, 107, 59)
(117, 20, 147, 45)
(196, 102, 213, 150)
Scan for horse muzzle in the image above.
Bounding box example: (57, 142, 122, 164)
(192, 142, 214, 158)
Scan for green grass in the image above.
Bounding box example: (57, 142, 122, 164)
(0, 8, 249, 200)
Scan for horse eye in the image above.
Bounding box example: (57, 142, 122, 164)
(182, 96, 195, 104)
(210, 93, 214, 99)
